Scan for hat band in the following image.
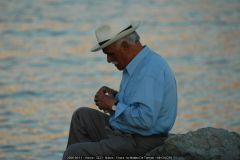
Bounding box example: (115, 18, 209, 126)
(119, 25, 132, 34)
(98, 39, 110, 46)
(98, 25, 133, 46)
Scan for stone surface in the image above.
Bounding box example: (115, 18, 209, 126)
(146, 127, 240, 160)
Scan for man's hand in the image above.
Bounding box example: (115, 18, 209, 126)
(95, 86, 118, 97)
(94, 86, 118, 111)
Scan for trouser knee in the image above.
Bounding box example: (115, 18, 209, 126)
(72, 107, 93, 121)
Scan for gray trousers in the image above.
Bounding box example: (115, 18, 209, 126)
(62, 107, 167, 159)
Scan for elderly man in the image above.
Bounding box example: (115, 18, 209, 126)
(63, 21, 177, 159)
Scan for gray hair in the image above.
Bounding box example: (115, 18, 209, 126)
(117, 31, 140, 45)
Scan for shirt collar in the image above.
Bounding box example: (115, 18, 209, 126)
(124, 45, 149, 76)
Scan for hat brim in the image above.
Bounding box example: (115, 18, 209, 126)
(91, 22, 140, 52)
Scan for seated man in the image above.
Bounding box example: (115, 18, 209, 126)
(62, 21, 177, 159)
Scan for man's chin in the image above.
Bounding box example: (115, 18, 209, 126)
(114, 64, 123, 71)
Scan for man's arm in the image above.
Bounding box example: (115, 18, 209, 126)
(110, 70, 177, 135)
(110, 75, 164, 131)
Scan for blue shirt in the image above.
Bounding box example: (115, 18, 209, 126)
(109, 46, 177, 136)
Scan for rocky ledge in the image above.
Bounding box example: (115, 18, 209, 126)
(146, 127, 240, 160)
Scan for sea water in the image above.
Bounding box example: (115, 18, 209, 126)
(0, 0, 240, 159)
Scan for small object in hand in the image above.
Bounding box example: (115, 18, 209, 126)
(103, 92, 114, 114)
(105, 92, 110, 96)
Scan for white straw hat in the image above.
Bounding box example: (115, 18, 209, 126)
(91, 21, 140, 52)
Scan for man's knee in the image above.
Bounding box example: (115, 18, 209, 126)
(72, 107, 93, 120)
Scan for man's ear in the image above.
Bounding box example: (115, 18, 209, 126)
(120, 41, 129, 51)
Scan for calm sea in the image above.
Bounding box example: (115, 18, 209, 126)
(0, 0, 240, 159)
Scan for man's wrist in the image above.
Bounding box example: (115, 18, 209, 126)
(111, 90, 118, 97)
(112, 100, 118, 110)
(114, 100, 118, 106)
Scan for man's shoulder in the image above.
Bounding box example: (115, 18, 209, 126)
(135, 53, 163, 79)
(144, 49, 167, 69)
(137, 48, 174, 78)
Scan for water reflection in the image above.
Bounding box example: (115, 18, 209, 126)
(0, 0, 240, 159)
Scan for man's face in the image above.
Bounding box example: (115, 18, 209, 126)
(102, 43, 127, 70)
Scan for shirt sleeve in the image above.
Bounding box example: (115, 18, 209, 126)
(110, 71, 165, 133)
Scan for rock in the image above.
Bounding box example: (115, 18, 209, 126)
(146, 127, 240, 160)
